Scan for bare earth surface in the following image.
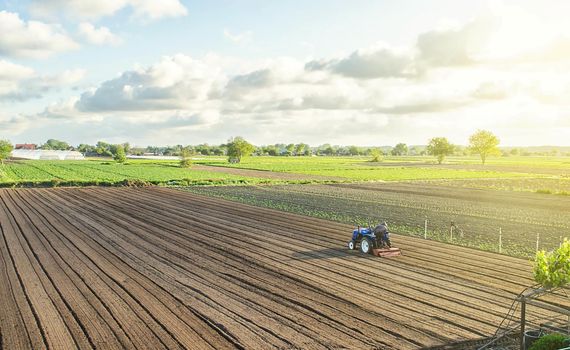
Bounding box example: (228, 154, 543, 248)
(0, 187, 551, 349)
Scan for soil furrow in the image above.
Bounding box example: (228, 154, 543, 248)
(25, 189, 228, 350)
(63, 189, 506, 342)
(0, 187, 553, 349)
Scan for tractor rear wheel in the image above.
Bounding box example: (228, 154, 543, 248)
(360, 238, 373, 254)
(348, 240, 355, 250)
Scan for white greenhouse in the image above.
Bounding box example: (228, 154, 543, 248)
(11, 150, 86, 160)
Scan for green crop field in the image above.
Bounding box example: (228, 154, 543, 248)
(0, 159, 259, 187)
(2, 155, 568, 188)
(181, 155, 570, 258)
(198, 156, 546, 181)
(186, 182, 570, 258)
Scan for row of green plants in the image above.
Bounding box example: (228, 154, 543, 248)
(0, 160, 256, 183)
(0, 178, 262, 188)
(202, 157, 538, 181)
(185, 185, 558, 258)
(1, 158, 543, 186)
(429, 178, 570, 196)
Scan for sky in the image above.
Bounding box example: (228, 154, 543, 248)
(1, 0, 570, 147)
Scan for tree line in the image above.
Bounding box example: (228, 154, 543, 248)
(1, 130, 568, 166)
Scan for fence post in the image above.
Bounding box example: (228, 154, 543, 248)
(499, 228, 502, 254)
(424, 218, 427, 240)
(561, 236, 563, 248)
(450, 225, 453, 242)
(520, 298, 526, 350)
(536, 232, 540, 252)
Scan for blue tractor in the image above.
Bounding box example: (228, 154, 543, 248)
(348, 223, 401, 257)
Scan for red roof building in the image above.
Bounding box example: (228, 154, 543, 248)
(15, 144, 36, 150)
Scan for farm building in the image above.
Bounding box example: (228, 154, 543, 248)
(15, 143, 36, 150)
(11, 149, 85, 160)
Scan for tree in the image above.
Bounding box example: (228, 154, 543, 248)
(285, 143, 295, 156)
(0, 140, 13, 165)
(370, 149, 383, 162)
(391, 143, 408, 156)
(226, 137, 255, 163)
(409, 146, 424, 156)
(534, 239, 570, 289)
(41, 139, 70, 150)
(77, 144, 96, 154)
(322, 146, 335, 156)
(195, 144, 211, 155)
(264, 145, 279, 156)
(113, 144, 127, 163)
(179, 147, 193, 168)
(294, 143, 308, 156)
(96, 141, 113, 157)
(348, 145, 361, 156)
(122, 142, 131, 155)
(468, 130, 500, 165)
(426, 137, 455, 164)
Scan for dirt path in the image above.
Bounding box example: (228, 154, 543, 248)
(0, 187, 555, 349)
(193, 164, 343, 181)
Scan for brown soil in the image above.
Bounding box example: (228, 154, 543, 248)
(0, 187, 554, 349)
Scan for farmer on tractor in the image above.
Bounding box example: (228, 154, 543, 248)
(348, 220, 401, 257)
(373, 221, 391, 248)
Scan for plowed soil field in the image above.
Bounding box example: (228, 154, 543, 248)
(0, 187, 549, 349)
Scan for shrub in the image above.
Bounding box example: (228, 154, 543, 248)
(533, 239, 570, 288)
(119, 179, 150, 187)
(114, 145, 127, 163)
(427, 137, 455, 164)
(179, 147, 193, 168)
(226, 137, 254, 163)
(370, 149, 383, 162)
(528, 333, 569, 350)
(0, 140, 13, 165)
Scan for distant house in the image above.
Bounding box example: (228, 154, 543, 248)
(15, 144, 36, 150)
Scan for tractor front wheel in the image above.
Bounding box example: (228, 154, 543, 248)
(360, 238, 373, 254)
(348, 240, 355, 250)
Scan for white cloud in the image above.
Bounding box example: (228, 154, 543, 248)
(306, 44, 414, 79)
(78, 23, 122, 46)
(472, 82, 507, 100)
(0, 11, 78, 59)
(8, 8, 570, 146)
(0, 114, 33, 135)
(31, 0, 127, 20)
(415, 17, 495, 67)
(75, 54, 222, 112)
(21, 44, 570, 145)
(0, 60, 35, 81)
(223, 29, 253, 45)
(30, 0, 187, 21)
(130, 0, 188, 21)
(0, 60, 85, 101)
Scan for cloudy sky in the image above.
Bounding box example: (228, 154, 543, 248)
(1, 0, 570, 147)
